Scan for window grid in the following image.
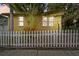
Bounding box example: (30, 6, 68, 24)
(18, 16, 24, 26)
(42, 16, 48, 26)
(42, 16, 54, 26)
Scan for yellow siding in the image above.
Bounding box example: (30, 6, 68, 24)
(53, 16, 62, 30)
(40, 15, 62, 30)
(8, 13, 63, 31)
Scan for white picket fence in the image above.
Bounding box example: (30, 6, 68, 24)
(0, 30, 79, 48)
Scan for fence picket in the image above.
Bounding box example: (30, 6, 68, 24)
(0, 31, 1, 46)
(76, 30, 78, 47)
(55, 30, 57, 47)
(64, 30, 66, 47)
(16, 31, 18, 47)
(39, 30, 41, 47)
(26, 31, 27, 47)
(53, 30, 55, 47)
(70, 30, 71, 47)
(73, 30, 76, 47)
(33, 31, 36, 47)
(44, 30, 46, 47)
(47, 30, 49, 47)
(50, 30, 52, 47)
(0, 31, 2, 46)
(18, 31, 20, 47)
(67, 30, 69, 47)
(41, 30, 43, 47)
(59, 30, 61, 47)
(23, 31, 25, 47)
(36, 30, 38, 47)
(61, 30, 63, 47)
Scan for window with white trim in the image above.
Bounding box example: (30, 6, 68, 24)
(18, 16, 24, 26)
(48, 17, 54, 26)
(42, 16, 55, 26)
(42, 16, 48, 26)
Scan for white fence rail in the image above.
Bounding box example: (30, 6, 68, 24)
(0, 30, 79, 48)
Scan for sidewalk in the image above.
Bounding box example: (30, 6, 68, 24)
(0, 49, 79, 56)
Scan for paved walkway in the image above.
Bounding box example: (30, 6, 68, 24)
(0, 49, 79, 56)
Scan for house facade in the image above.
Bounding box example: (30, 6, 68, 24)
(0, 4, 64, 31)
(7, 12, 64, 31)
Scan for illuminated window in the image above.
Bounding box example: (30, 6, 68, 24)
(42, 16, 55, 26)
(49, 17, 54, 26)
(18, 16, 24, 26)
(42, 16, 48, 26)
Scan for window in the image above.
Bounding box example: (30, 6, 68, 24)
(42, 16, 48, 26)
(42, 16, 55, 26)
(18, 16, 24, 26)
(49, 17, 54, 26)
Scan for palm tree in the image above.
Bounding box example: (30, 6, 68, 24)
(9, 3, 46, 30)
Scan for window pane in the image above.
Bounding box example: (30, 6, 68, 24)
(49, 16, 54, 22)
(49, 22, 53, 26)
(19, 16, 24, 21)
(42, 16, 48, 26)
(42, 22, 47, 26)
(19, 22, 24, 26)
(42, 16, 47, 21)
